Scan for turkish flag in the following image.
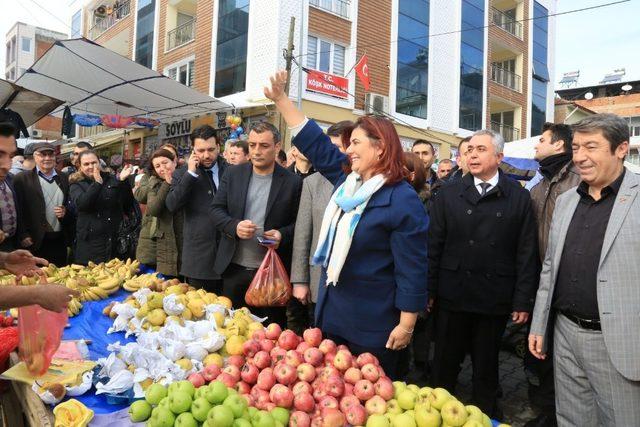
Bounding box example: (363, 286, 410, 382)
(354, 54, 370, 91)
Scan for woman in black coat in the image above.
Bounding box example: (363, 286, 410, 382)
(69, 150, 135, 265)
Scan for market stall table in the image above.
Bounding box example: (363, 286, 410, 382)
(7, 289, 135, 426)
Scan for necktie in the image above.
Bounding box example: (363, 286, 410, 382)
(479, 182, 491, 197)
(205, 169, 217, 192)
(0, 182, 17, 236)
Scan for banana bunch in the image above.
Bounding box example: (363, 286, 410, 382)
(122, 273, 162, 292)
(67, 298, 83, 317)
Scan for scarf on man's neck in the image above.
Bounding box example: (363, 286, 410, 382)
(539, 153, 572, 180)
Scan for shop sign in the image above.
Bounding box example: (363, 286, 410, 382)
(160, 118, 192, 140)
(306, 71, 349, 99)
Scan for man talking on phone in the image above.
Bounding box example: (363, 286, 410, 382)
(212, 122, 301, 326)
(166, 125, 227, 292)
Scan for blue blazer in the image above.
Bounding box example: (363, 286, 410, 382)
(293, 120, 429, 348)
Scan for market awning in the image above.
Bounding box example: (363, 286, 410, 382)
(0, 78, 64, 127)
(15, 38, 231, 123)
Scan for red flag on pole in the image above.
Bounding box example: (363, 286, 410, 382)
(354, 54, 370, 91)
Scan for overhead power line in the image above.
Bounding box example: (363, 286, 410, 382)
(294, 0, 630, 60)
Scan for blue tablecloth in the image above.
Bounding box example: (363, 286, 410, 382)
(61, 289, 134, 414)
(59, 289, 504, 425)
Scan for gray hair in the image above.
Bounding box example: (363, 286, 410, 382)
(572, 113, 629, 153)
(472, 129, 505, 154)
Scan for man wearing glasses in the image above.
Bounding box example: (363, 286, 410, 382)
(13, 143, 72, 266)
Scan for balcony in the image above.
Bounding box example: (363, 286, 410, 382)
(491, 121, 520, 142)
(90, 0, 131, 40)
(491, 7, 522, 39)
(491, 64, 521, 92)
(166, 18, 196, 51)
(310, 0, 350, 19)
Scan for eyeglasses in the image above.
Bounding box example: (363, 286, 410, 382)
(35, 151, 56, 158)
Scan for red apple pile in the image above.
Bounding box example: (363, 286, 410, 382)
(186, 324, 395, 427)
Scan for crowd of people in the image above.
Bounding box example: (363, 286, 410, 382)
(0, 70, 638, 426)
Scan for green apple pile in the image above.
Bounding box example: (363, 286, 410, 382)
(368, 381, 509, 427)
(129, 379, 292, 427)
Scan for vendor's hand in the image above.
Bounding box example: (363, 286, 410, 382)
(264, 71, 289, 103)
(35, 285, 79, 313)
(262, 229, 282, 249)
(293, 285, 310, 305)
(512, 311, 529, 324)
(53, 205, 66, 219)
(188, 152, 199, 174)
(119, 164, 133, 181)
(386, 325, 412, 351)
(3, 250, 48, 276)
(93, 167, 103, 184)
(528, 334, 546, 360)
(20, 237, 33, 248)
(236, 220, 257, 240)
(0, 230, 5, 245)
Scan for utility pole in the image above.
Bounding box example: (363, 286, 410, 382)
(280, 16, 296, 149)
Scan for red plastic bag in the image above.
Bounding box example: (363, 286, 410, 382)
(0, 327, 19, 367)
(245, 247, 292, 307)
(18, 305, 67, 376)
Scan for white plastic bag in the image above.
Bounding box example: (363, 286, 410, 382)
(95, 370, 134, 395)
(163, 294, 185, 316)
(66, 371, 94, 397)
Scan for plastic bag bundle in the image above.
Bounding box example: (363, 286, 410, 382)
(245, 247, 292, 307)
(18, 305, 67, 376)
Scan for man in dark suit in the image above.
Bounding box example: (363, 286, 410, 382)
(212, 122, 301, 326)
(0, 123, 21, 252)
(166, 125, 227, 292)
(13, 142, 72, 266)
(428, 129, 538, 417)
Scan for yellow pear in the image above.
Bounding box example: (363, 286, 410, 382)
(147, 293, 164, 310)
(202, 293, 217, 305)
(175, 294, 188, 306)
(203, 353, 224, 368)
(182, 308, 193, 320)
(216, 296, 233, 310)
(225, 335, 246, 356)
(247, 322, 264, 336)
(187, 299, 205, 318)
(213, 312, 225, 328)
(135, 304, 150, 319)
(166, 284, 185, 295)
(185, 290, 199, 300)
(140, 378, 153, 390)
(147, 308, 167, 326)
(175, 358, 193, 371)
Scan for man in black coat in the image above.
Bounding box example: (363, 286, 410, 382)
(166, 125, 227, 292)
(428, 129, 538, 417)
(14, 143, 73, 266)
(212, 122, 301, 326)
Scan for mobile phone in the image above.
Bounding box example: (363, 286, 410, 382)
(257, 235, 277, 246)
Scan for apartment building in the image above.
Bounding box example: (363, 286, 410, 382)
(75, 0, 557, 158)
(4, 23, 68, 140)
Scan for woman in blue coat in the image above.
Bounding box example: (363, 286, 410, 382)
(265, 71, 429, 378)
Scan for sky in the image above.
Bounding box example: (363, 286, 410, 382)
(1, 0, 639, 88)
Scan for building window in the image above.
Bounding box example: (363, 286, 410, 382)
(135, 0, 156, 68)
(21, 37, 31, 52)
(459, 0, 485, 131)
(215, 0, 250, 97)
(531, 1, 549, 136)
(71, 10, 82, 38)
(396, 0, 429, 119)
(306, 36, 346, 76)
(5, 44, 10, 66)
(309, 0, 350, 19)
(165, 60, 195, 87)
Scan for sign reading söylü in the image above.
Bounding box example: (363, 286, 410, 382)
(160, 118, 192, 139)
